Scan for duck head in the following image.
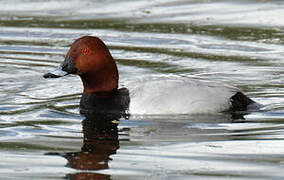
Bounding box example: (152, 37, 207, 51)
(44, 36, 119, 94)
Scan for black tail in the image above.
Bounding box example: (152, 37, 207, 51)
(230, 92, 256, 111)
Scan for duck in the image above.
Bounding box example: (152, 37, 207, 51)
(43, 36, 257, 116)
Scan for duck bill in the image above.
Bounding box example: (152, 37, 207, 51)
(43, 56, 77, 79)
(43, 66, 68, 78)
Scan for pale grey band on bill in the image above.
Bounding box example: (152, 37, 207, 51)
(43, 66, 68, 78)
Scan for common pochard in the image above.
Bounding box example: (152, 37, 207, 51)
(44, 36, 257, 116)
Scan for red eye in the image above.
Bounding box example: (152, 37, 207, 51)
(81, 48, 89, 55)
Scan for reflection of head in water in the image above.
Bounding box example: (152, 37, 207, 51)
(65, 114, 120, 171)
(46, 113, 123, 179)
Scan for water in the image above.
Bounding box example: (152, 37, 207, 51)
(0, 0, 283, 179)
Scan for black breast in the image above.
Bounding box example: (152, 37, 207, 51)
(80, 88, 130, 118)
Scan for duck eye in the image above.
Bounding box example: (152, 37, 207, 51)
(81, 48, 89, 55)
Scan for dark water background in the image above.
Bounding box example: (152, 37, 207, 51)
(0, 0, 284, 179)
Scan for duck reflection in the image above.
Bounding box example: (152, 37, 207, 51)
(66, 115, 119, 171)
(47, 113, 123, 180)
(46, 110, 248, 180)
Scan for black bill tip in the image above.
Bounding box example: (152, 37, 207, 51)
(43, 72, 62, 78)
(43, 67, 68, 79)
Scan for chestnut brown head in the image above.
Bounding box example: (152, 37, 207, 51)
(44, 36, 119, 94)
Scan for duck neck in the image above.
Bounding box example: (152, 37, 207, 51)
(80, 66, 118, 97)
